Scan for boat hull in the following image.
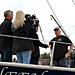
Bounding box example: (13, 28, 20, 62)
(0, 62, 75, 75)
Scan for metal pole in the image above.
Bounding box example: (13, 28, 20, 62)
(50, 41, 56, 67)
(50, 15, 68, 37)
(39, 25, 46, 44)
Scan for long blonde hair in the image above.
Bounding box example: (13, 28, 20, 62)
(13, 10, 25, 29)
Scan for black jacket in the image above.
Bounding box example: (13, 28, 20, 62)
(0, 26, 1, 52)
(0, 18, 13, 50)
(31, 33, 48, 58)
(12, 22, 36, 53)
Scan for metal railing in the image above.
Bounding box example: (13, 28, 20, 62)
(50, 41, 72, 67)
(0, 33, 73, 67)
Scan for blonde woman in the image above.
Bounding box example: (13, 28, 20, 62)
(12, 11, 35, 64)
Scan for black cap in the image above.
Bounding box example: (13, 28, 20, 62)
(54, 27, 59, 31)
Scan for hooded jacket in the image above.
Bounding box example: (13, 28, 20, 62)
(12, 22, 36, 53)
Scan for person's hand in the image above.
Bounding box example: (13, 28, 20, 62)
(47, 44, 50, 48)
(65, 53, 69, 58)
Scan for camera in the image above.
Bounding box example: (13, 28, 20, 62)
(25, 14, 39, 28)
(25, 14, 46, 43)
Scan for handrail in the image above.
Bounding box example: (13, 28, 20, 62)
(49, 41, 73, 67)
(0, 34, 73, 45)
(50, 41, 72, 45)
(0, 33, 73, 67)
(50, 41, 56, 67)
(0, 34, 39, 41)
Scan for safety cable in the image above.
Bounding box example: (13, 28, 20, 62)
(46, 0, 75, 47)
(46, 0, 68, 37)
(0, 33, 72, 45)
(46, 0, 62, 27)
(39, 25, 46, 44)
(0, 34, 39, 41)
(72, 0, 75, 5)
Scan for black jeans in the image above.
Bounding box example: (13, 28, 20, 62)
(1, 47, 12, 62)
(30, 57, 39, 65)
(53, 57, 68, 67)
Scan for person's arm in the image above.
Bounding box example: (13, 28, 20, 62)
(64, 36, 74, 58)
(35, 39, 50, 48)
(65, 44, 74, 58)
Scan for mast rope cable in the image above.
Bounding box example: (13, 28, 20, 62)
(46, 0, 62, 26)
(46, 0, 68, 37)
(39, 25, 46, 44)
(46, 0, 75, 46)
(72, 0, 75, 5)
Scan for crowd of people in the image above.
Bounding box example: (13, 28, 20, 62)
(0, 10, 50, 64)
(0, 10, 74, 67)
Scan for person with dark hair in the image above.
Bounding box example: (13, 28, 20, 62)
(30, 20, 50, 65)
(0, 10, 13, 62)
(49, 27, 74, 67)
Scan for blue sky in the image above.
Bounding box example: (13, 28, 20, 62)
(0, 0, 75, 54)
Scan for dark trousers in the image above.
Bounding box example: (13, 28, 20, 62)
(30, 57, 39, 65)
(53, 57, 68, 67)
(1, 47, 12, 62)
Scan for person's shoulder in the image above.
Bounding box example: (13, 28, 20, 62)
(0, 22, 3, 26)
(3, 19, 11, 26)
(50, 37, 57, 41)
(61, 35, 68, 38)
(53, 36, 57, 39)
(0, 19, 6, 25)
(49, 37, 56, 44)
(24, 21, 30, 27)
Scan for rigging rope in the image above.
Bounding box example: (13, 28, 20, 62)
(46, 0, 62, 27)
(39, 25, 46, 44)
(46, 0, 68, 37)
(72, 0, 75, 5)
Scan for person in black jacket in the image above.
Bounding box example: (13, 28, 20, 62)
(0, 25, 3, 61)
(0, 10, 13, 62)
(12, 10, 36, 64)
(30, 20, 50, 65)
